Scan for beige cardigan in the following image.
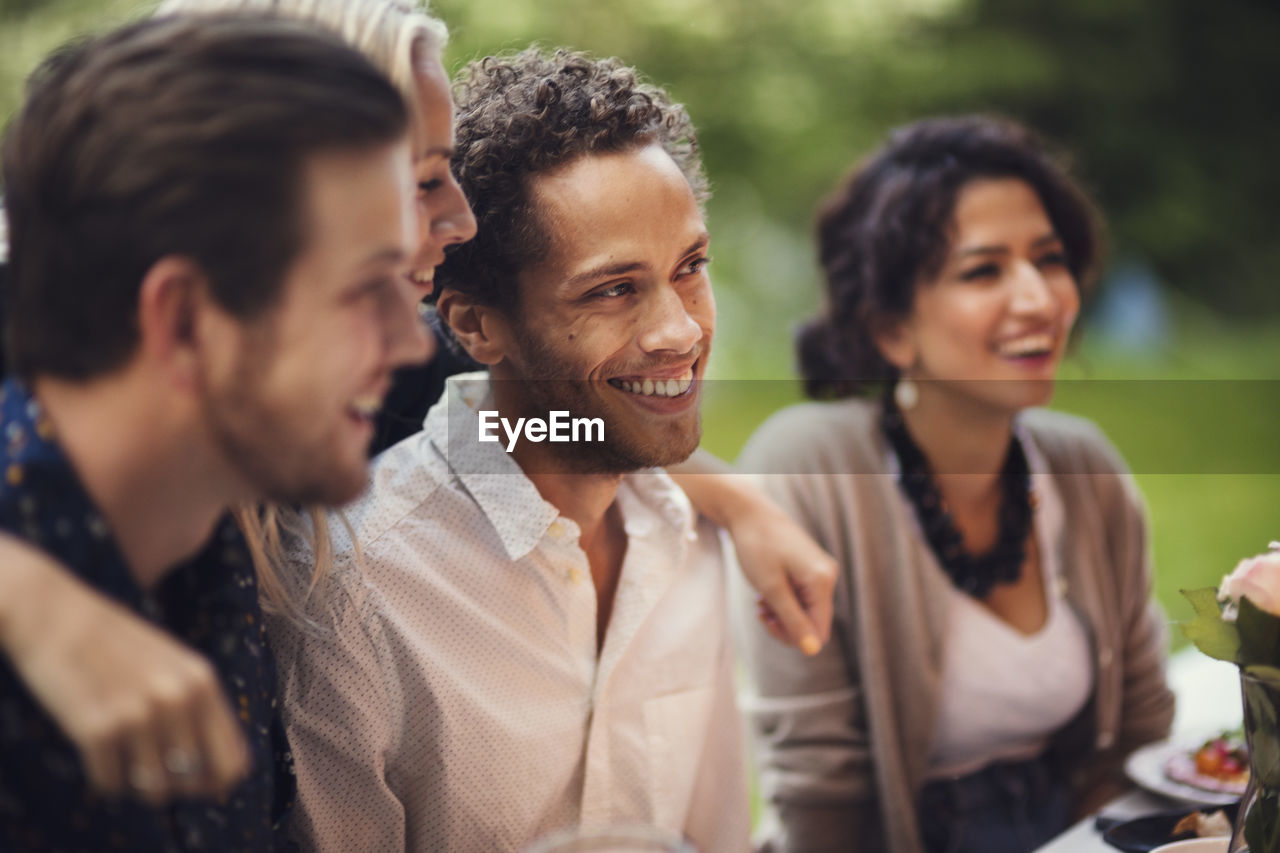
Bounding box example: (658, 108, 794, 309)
(732, 399, 1175, 853)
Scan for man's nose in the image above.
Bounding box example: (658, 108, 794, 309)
(637, 284, 702, 355)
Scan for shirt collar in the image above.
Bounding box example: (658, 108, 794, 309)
(0, 379, 144, 609)
(422, 372, 698, 562)
(0, 379, 257, 617)
(424, 372, 561, 560)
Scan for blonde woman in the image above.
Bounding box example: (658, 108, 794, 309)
(0, 0, 836, 812)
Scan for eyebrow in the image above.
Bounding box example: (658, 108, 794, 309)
(355, 247, 408, 270)
(956, 233, 1062, 259)
(562, 233, 711, 291)
(416, 145, 454, 160)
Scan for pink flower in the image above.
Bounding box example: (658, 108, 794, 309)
(1219, 542, 1280, 617)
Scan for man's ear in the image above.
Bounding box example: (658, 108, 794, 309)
(872, 316, 916, 372)
(435, 288, 512, 366)
(135, 256, 215, 390)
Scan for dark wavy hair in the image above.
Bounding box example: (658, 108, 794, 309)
(434, 47, 707, 315)
(798, 115, 1103, 399)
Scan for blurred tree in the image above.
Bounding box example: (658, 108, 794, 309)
(2, 0, 1277, 320)
(892, 0, 1280, 316)
(436, 0, 1280, 317)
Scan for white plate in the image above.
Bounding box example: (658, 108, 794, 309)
(1125, 738, 1241, 808)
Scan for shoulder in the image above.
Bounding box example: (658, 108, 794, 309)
(336, 433, 450, 552)
(739, 398, 882, 473)
(1021, 409, 1146, 532)
(269, 545, 388, 670)
(1020, 408, 1130, 477)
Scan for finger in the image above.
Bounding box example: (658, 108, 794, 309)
(161, 703, 208, 798)
(125, 715, 173, 806)
(755, 601, 790, 647)
(193, 683, 251, 797)
(79, 724, 127, 796)
(801, 565, 837, 645)
(759, 581, 823, 656)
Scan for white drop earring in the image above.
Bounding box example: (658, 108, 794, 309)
(894, 377, 918, 410)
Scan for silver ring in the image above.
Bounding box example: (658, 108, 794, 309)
(164, 748, 202, 776)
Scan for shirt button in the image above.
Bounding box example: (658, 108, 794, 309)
(1055, 576, 1069, 598)
(1098, 647, 1114, 668)
(568, 568, 584, 585)
(1097, 731, 1116, 750)
(549, 520, 566, 539)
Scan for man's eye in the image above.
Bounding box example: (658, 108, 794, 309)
(1037, 251, 1069, 269)
(680, 257, 710, 277)
(959, 263, 999, 282)
(595, 282, 634, 299)
(350, 277, 393, 302)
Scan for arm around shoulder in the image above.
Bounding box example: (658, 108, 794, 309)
(0, 535, 249, 801)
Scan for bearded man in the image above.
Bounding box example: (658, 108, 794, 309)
(0, 14, 428, 850)
(269, 48, 751, 852)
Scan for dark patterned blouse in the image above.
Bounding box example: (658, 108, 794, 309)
(0, 380, 295, 851)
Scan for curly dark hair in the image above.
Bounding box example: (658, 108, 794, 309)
(799, 114, 1103, 400)
(434, 47, 707, 314)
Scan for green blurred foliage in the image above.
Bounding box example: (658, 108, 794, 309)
(433, 0, 1280, 320)
(4, 0, 1278, 325)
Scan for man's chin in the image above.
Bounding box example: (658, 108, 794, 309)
(561, 428, 700, 475)
(264, 466, 369, 509)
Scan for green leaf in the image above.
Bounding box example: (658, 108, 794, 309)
(1238, 597, 1280, 668)
(1179, 587, 1241, 663)
(1245, 788, 1280, 853)
(1244, 665, 1280, 686)
(1242, 675, 1280, 786)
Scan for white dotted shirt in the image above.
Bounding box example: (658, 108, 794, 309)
(268, 374, 750, 852)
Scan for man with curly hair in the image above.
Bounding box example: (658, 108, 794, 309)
(272, 48, 751, 851)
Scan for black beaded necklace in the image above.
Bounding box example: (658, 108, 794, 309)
(879, 394, 1033, 598)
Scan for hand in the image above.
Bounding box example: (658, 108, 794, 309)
(724, 490, 838, 656)
(0, 543, 250, 803)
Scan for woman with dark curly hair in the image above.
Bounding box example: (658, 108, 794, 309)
(732, 115, 1174, 853)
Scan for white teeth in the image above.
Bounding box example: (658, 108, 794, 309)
(609, 371, 694, 398)
(998, 334, 1054, 357)
(408, 270, 433, 285)
(349, 395, 382, 417)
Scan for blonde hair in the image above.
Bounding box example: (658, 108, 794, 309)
(156, 0, 448, 124)
(155, 0, 447, 626)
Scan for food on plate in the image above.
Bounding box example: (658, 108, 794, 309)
(1171, 808, 1233, 838)
(1164, 733, 1249, 795)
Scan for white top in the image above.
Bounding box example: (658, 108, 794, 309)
(916, 432, 1094, 779)
(268, 374, 750, 853)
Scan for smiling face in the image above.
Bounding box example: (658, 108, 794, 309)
(491, 143, 714, 474)
(403, 58, 477, 300)
(877, 177, 1080, 417)
(201, 140, 426, 505)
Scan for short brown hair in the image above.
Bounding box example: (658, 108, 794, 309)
(2, 14, 409, 380)
(435, 47, 707, 315)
